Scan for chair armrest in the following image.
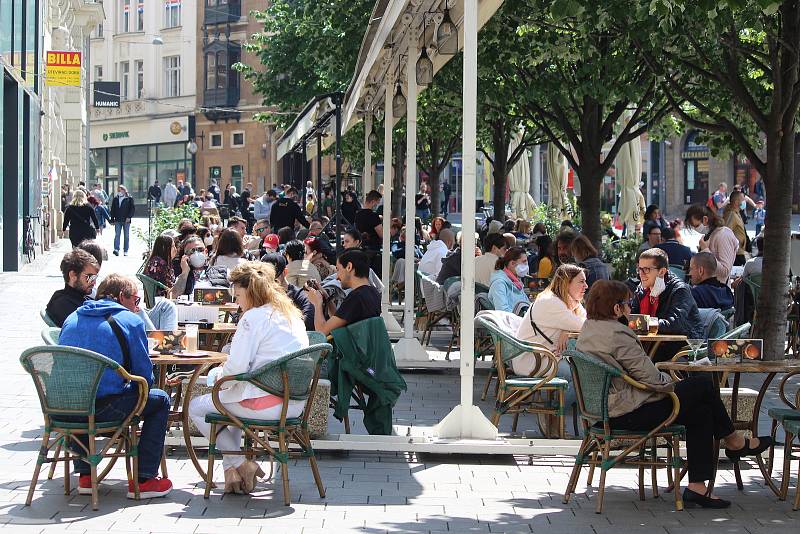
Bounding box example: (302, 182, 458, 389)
(779, 371, 800, 410)
(116, 368, 150, 419)
(621, 374, 680, 427)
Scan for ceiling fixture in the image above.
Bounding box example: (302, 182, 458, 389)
(416, 47, 433, 86)
(368, 124, 379, 147)
(437, 8, 457, 55)
(392, 57, 406, 117)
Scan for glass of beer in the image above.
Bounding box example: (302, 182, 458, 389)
(647, 317, 659, 335)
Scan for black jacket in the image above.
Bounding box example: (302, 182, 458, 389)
(286, 283, 315, 330)
(631, 271, 703, 339)
(270, 198, 309, 230)
(436, 248, 462, 284)
(110, 195, 135, 222)
(46, 286, 89, 327)
(656, 240, 694, 269)
(691, 277, 734, 310)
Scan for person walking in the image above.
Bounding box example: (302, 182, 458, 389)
(62, 190, 99, 247)
(162, 179, 178, 208)
(110, 185, 135, 256)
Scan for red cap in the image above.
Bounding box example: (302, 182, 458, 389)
(264, 234, 280, 250)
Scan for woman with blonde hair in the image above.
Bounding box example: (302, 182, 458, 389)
(62, 189, 99, 246)
(189, 261, 309, 494)
(723, 189, 748, 266)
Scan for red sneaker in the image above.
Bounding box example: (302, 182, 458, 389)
(127, 477, 173, 499)
(78, 475, 93, 495)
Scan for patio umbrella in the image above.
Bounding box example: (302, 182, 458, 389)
(617, 133, 642, 229)
(547, 143, 567, 215)
(508, 132, 536, 218)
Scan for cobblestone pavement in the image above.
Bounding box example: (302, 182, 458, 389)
(0, 222, 798, 533)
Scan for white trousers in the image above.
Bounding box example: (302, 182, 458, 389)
(189, 393, 305, 469)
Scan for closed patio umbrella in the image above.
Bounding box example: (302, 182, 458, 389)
(617, 134, 642, 230)
(508, 132, 535, 218)
(547, 143, 567, 215)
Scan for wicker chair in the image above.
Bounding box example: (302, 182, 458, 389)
(40, 309, 56, 327)
(20, 346, 149, 510)
(562, 349, 685, 514)
(766, 370, 800, 508)
(476, 312, 569, 436)
(136, 273, 169, 309)
(744, 274, 762, 334)
(203, 342, 331, 505)
(41, 327, 61, 346)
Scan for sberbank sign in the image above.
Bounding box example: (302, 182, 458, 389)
(102, 131, 130, 141)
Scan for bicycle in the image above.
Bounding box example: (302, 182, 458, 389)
(23, 210, 40, 264)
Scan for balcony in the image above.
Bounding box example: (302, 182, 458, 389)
(204, 0, 241, 25)
(203, 87, 241, 121)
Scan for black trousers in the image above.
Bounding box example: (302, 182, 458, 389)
(609, 375, 735, 482)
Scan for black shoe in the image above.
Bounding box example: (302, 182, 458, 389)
(113, 250, 119, 256)
(725, 436, 774, 461)
(682, 488, 731, 509)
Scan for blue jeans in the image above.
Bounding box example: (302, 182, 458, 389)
(114, 222, 130, 253)
(557, 358, 576, 410)
(63, 387, 170, 480)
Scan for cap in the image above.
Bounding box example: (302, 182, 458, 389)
(260, 252, 287, 273)
(263, 234, 280, 250)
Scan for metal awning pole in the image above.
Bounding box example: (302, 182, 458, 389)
(334, 94, 343, 253)
(381, 76, 402, 334)
(364, 114, 373, 194)
(301, 142, 308, 195)
(434, 0, 498, 440)
(317, 134, 323, 217)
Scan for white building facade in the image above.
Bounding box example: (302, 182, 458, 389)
(88, 0, 196, 203)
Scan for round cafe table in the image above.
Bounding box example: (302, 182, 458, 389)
(656, 358, 800, 496)
(568, 332, 687, 358)
(150, 350, 227, 480)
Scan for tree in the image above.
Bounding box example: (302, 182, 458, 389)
(503, 0, 672, 245)
(631, 0, 800, 359)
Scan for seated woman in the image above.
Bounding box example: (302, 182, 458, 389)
(577, 279, 772, 508)
(488, 246, 530, 314)
(516, 264, 587, 414)
(534, 235, 555, 278)
(570, 234, 610, 288)
(189, 261, 309, 494)
(143, 234, 177, 297)
(210, 228, 247, 271)
(305, 237, 334, 280)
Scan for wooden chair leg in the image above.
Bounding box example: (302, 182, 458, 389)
(302, 430, 325, 499)
(25, 431, 50, 506)
(63, 437, 71, 496)
(651, 438, 659, 498)
(47, 439, 61, 480)
(130, 427, 140, 500)
(596, 443, 610, 514)
(278, 431, 291, 506)
(672, 435, 684, 511)
(511, 412, 520, 433)
(563, 436, 591, 504)
(204, 423, 217, 499)
(587, 451, 597, 486)
(481, 365, 495, 402)
(638, 447, 646, 501)
(88, 436, 99, 511)
(779, 430, 794, 501)
(558, 390, 565, 440)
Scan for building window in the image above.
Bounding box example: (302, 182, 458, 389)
(231, 164, 243, 191)
(210, 132, 223, 148)
(231, 131, 244, 147)
(136, 2, 144, 31)
(163, 55, 181, 97)
(94, 65, 103, 81)
(204, 46, 241, 91)
(119, 61, 129, 100)
(164, 0, 181, 28)
(121, 0, 130, 32)
(135, 60, 143, 98)
(94, 1, 104, 37)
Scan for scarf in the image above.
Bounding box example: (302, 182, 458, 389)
(504, 268, 524, 290)
(639, 288, 660, 316)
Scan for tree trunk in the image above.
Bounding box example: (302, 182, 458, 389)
(428, 140, 441, 218)
(576, 170, 603, 248)
(754, 127, 794, 360)
(492, 123, 509, 220)
(392, 139, 406, 218)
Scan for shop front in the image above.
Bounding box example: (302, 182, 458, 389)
(90, 116, 192, 205)
(682, 130, 711, 205)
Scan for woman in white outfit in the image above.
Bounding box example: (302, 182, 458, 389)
(189, 261, 309, 494)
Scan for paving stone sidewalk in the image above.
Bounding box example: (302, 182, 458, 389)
(0, 223, 798, 533)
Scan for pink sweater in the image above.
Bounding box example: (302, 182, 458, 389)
(705, 226, 740, 283)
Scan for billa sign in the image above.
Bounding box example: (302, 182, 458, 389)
(93, 82, 121, 108)
(46, 51, 82, 86)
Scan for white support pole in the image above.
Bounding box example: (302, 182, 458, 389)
(394, 36, 430, 362)
(434, 0, 498, 440)
(532, 145, 541, 203)
(364, 114, 373, 193)
(381, 78, 402, 334)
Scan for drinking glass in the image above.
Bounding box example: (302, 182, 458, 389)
(184, 324, 199, 352)
(647, 317, 659, 335)
(686, 338, 704, 362)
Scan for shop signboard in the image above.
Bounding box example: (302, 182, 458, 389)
(46, 51, 81, 86)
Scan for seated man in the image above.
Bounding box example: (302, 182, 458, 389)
(261, 253, 315, 330)
(284, 239, 321, 287)
(306, 249, 381, 335)
(46, 249, 100, 327)
(632, 248, 704, 362)
(246, 218, 271, 252)
(59, 274, 172, 498)
(689, 252, 734, 310)
(656, 227, 694, 268)
(475, 233, 508, 288)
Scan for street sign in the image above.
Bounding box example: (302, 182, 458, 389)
(45, 51, 81, 86)
(93, 81, 120, 108)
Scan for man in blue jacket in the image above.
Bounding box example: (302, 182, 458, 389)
(689, 252, 734, 310)
(59, 274, 172, 499)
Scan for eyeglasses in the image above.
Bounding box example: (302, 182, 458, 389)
(254, 227, 268, 234)
(133, 295, 141, 306)
(617, 298, 633, 307)
(187, 247, 206, 254)
(637, 266, 657, 275)
(84, 274, 98, 283)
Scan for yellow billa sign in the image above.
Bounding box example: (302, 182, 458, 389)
(46, 51, 82, 86)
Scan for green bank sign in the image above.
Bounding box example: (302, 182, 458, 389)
(102, 131, 130, 141)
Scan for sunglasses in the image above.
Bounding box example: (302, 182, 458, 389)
(254, 227, 268, 234)
(84, 274, 98, 283)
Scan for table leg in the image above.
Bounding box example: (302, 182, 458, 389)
(647, 341, 662, 358)
(752, 372, 782, 497)
(730, 372, 743, 490)
(182, 364, 211, 481)
(155, 363, 169, 479)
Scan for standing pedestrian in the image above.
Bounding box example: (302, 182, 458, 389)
(148, 179, 162, 205)
(163, 179, 178, 208)
(63, 190, 99, 246)
(110, 185, 135, 256)
(753, 200, 766, 236)
(441, 180, 452, 218)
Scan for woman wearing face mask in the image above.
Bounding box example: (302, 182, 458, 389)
(195, 225, 215, 254)
(143, 234, 177, 297)
(723, 190, 748, 266)
(685, 204, 740, 282)
(488, 247, 531, 314)
(577, 279, 772, 509)
(173, 236, 210, 296)
(631, 248, 703, 362)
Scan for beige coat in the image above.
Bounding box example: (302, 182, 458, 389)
(575, 319, 674, 418)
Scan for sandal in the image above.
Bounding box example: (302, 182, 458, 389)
(725, 436, 773, 461)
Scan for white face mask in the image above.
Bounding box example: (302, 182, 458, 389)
(515, 263, 530, 277)
(695, 223, 709, 234)
(189, 251, 207, 268)
(203, 236, 214, 246)
(650, 275, 666, 298)
(117, 191, 125, 198)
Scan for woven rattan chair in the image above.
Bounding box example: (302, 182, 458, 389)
(203, 342, 331, 505)
(476, 312, 569, 436)
(765, 370, 800, 508)
(562, 349, 685, 514)
(136, 273, 169, 309)
(20, 346, 148, 510)
(41, 327, 61, 346)
(40, 309, 56, 327)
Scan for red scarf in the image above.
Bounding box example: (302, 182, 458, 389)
(504, 268, 524, 290)
(639, 288, 660, 316)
